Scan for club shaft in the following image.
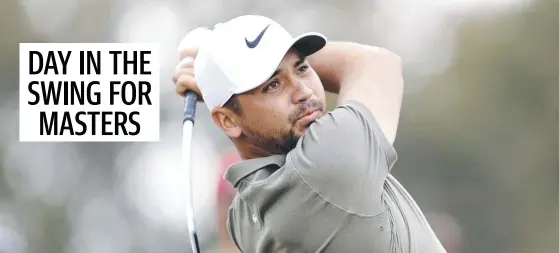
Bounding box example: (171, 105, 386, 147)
(182, 91, 200, 253)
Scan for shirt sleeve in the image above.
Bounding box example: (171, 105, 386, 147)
(287, 100, 398, 215)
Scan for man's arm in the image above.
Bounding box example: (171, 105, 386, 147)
(288, 42, 402, 214)
(307, 42, 404, 144)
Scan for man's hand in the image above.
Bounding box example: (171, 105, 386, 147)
(172, 48, 203, 100)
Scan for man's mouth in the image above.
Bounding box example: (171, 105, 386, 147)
(297, 110, 321, 127)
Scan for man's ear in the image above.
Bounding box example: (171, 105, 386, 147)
(211, 108, 242, 138)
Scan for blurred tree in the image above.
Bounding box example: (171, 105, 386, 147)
(393, 0, 558, 252)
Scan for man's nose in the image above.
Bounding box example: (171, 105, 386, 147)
(291, 80, 313, 104)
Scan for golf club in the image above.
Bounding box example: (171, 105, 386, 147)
(178, 27, 212, 253)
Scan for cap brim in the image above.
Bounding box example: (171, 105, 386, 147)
(291, 32, 327, 57)
(232, 32, 327, 95)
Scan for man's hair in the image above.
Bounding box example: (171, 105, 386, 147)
(223, 95, 243, 115)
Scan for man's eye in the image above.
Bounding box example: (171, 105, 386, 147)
(298, 65, 309, 73)
(264, 81, 280, 92)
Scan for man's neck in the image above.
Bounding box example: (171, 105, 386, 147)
(233, 140, 281, 160)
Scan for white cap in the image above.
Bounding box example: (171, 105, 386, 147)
(194, 15, 327, 110)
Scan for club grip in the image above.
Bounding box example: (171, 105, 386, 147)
(183, 91, 198, 123)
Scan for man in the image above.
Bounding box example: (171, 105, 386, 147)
(173, 15, 446, 253)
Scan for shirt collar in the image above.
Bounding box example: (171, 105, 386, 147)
(224, 154, 286, 187)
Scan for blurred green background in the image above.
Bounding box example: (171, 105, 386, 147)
(0, 0, 557, 252)
(392, 1, 558, 252)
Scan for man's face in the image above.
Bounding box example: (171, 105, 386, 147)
(232, 50, 327, 154)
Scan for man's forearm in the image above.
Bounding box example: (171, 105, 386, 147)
(307, 42, 375, 94)
(307, 41, 404, 144)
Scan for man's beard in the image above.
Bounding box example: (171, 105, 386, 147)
(242, 99, 324, 155)
(251, 127, 300, 154)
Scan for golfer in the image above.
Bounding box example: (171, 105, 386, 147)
(173, 15, 447, 253)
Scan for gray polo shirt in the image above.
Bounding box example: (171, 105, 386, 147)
(224, 101, 446, 253)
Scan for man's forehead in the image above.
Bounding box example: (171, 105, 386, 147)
(276, 51, 306, 73)
(242, 52, 307, 95)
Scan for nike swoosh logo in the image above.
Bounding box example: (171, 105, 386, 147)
(245, 24, 270, 48)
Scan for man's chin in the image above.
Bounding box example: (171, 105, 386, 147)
(294, 125, 311, 137)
